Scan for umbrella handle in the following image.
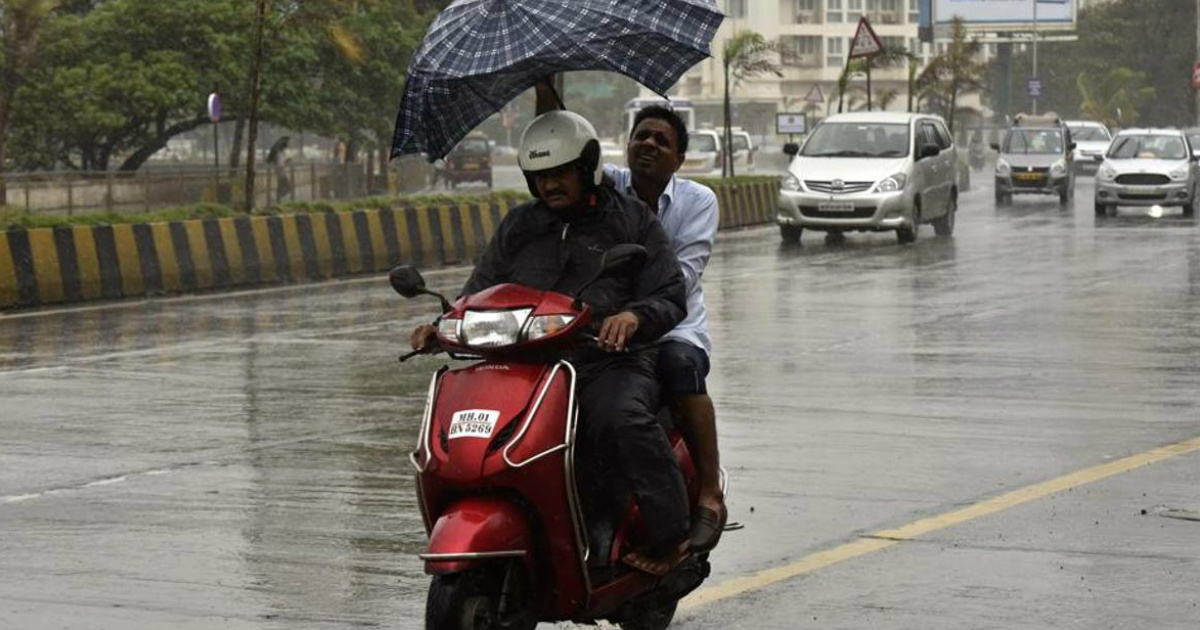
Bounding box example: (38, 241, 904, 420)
(536, 77, 566, 115)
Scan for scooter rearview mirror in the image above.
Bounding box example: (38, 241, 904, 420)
(389, 266, 427, 298)
(599, 244, 648, 277)
(389, 266, 452, 312)
(572, 245, 649, 310)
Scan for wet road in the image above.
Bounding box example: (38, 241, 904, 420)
(3, 176, 1200, 629)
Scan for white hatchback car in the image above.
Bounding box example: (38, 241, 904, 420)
(1093, 129, 1198, 217)
(1066, 120, 1112, 173)
(777, 112, 959, 244)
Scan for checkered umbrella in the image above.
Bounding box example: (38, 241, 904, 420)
(391, 0, 724, 161)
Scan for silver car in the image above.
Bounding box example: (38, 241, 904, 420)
(1094, 129, 1198, 218)
(777, 112, 959, 245)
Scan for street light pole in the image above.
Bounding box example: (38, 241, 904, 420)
(1031, 0, 1039, 115)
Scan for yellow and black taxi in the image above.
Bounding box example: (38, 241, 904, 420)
(992, 114, 1076, 206)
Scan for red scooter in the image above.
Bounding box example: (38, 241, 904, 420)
(391, 245, 712, 630)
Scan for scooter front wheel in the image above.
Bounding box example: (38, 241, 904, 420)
(426, 568, 536, 630)
(618, 601, 678, 630)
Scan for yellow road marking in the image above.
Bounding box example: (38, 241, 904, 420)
(682, 434, 1200, 610)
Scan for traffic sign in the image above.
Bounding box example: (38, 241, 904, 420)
(776, 113, 808, 135)
(1027, 76, 1043, 98)
(207, 92, 222, 123)
(849, 17, 883, 58)
(1191, 62, 1200, 90)
(803, 84, 825, 104)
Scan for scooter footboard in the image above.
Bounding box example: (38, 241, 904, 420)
(420, 496, 532, 575)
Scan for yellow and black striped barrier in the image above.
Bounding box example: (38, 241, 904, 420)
(0, 179, 779, 310)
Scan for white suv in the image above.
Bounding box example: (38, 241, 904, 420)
(680, 129, 721, 175)
(777, 112, 959, 244)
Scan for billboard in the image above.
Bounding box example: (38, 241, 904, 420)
(933, 0, 1075, 31)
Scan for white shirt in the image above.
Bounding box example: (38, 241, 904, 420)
(604, 164, 718, 356)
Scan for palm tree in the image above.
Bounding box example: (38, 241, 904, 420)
(721, 30, 781, 177)
(1076, 67, 1155, 129)
(0, 0, 57, 199)
(857, 44, 912, 112)
(912, 17, 986, 132)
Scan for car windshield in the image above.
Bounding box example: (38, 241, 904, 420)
(1004, 129, 1063, 155)
(457, 138, 489, 155)
(1107, 134, 1187, 160)
(1069, 126, 1110, 142)
(800, 123, 910, 158)
(691, 134, 718, 153)
(1186, 134, 1200, 152)
(730, 135, 750, 151)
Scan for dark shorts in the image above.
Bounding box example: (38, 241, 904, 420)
(657, 340, 710, 396)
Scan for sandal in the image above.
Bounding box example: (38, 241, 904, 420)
(622, 541, 690, 577)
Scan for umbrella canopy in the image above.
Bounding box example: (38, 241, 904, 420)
(391, 0, 723, 161)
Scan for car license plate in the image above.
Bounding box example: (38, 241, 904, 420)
(463, 163, 479, 170)
(1014, 173, 1043, 181)
(448, 409, 500, 440)
(819, 202, 856, 213)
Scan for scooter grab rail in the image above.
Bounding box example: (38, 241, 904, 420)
(409, 367, 445, 473)
(502, 362, 577, 469)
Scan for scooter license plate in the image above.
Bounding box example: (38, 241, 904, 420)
(448, 409, 501, 439)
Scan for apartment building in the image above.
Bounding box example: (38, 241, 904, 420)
(661, 0, 932, 140)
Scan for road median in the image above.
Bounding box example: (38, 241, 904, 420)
(0, 177, 778, 310)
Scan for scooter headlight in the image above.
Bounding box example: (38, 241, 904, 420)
(460, 308, 532, 348)
(524, 314, 576, 341)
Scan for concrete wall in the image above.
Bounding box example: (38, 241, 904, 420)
(0, 179, 779, 310)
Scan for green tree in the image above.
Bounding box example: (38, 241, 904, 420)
(915, 17, 985, 132)
(721, 30, 780, 178)
(1004, 0, 1192, 125)
(9, 0, 253, 171)
(1076, 67, 1155, 128)
(856, 44, 911, 112)
(0, 0, 57, 197)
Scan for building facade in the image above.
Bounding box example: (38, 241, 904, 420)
(660, 0, 933, 141)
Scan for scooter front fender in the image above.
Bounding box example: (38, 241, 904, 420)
(421, 496, 532, 575)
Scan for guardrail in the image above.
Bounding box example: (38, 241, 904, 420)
(0, 178, 779, 310)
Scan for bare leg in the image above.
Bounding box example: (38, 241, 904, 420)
(673, 393, 724, 517)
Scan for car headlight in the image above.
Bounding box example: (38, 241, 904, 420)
(1050, 160, 1067, 177)
(1098, 164, 1117, 181)
(995, 159, 1011, 176)
(1169, 165, 1190, 181)
(437, 317, 462, 344)
(460, 308, 532, 348)
(524, 314, 575, 341)
(782, 174, 803, 192)
(873, 173, 908, 193)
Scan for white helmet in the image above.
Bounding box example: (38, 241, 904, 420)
(518, 111, 603, 197)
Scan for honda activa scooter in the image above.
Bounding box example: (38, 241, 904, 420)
(391, 245, 713, 630)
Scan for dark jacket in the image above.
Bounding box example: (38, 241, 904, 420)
(461, 185, 686, 344)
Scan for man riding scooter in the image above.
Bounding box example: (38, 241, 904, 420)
(536, 83, 726, 560)
(410, 110, 692, 573)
